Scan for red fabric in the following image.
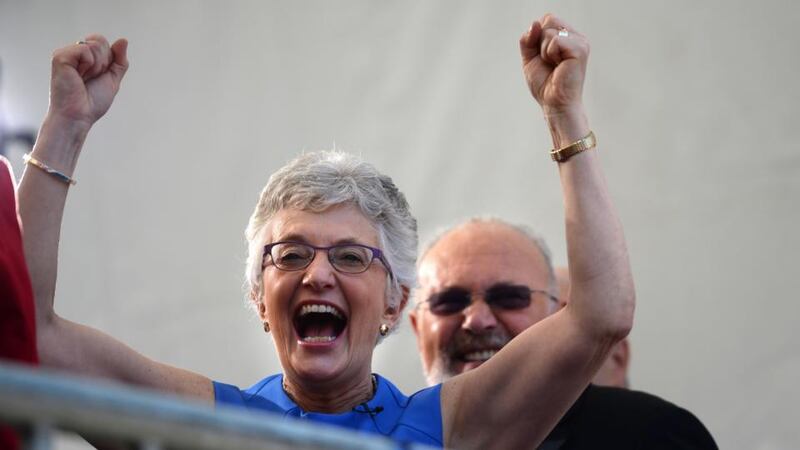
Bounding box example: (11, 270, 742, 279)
(0, 157, 38, 449)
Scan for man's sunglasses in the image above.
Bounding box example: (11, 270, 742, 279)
(422, 283, 558, 316)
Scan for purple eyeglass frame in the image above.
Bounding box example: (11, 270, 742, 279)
(262, 241, 394, 279)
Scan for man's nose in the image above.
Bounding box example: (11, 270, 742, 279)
(302, 252, 336, 290)
(461, 298, 498, 333)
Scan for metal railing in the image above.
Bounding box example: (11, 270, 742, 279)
(0, 361, 427, 450)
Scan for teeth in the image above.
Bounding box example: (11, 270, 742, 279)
(463, 350, 497, 362)
(299, 304, 343, 319)
(302, 336, 336, 343)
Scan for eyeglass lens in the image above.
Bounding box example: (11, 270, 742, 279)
(427, 284, 534, 315)
(270, 242, 374, 273)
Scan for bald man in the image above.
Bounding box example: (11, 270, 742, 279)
(410, 218, 717, 449)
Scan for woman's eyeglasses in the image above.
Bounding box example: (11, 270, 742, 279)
(262, 241, 393, 278)
(421, 283, 558, 316)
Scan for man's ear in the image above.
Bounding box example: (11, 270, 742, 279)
(611, 338, 631, 387)
(408, 306, 420, 337)
(615, 338, 630, 370)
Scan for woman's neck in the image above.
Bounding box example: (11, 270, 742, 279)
(282, 373, 376, 413)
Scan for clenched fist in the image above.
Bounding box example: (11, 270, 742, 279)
(519, 14, 589, 118)
(48, 34, 129, 130)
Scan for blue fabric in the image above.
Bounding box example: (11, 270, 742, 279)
(214, 373, 443, 447)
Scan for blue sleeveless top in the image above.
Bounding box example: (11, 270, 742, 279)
(213, 374, 443, 447)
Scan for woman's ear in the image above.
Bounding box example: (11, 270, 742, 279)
(382, 285, 410, 326)
(252, 290, 268, 321)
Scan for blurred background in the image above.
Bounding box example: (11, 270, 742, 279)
(2, 1, 798, 448)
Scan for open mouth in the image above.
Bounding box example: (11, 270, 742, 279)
(293, 302, 347, 343)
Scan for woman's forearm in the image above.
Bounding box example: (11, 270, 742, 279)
(19, 33, 128, 329)
(14, 37, 213, 400)
(550, 109, 635, 340)
(18, 114, 89, 326)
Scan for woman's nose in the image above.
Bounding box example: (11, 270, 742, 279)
(302, 251, 336, 290)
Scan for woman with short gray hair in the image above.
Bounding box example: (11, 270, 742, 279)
(243, 150, 418, 332)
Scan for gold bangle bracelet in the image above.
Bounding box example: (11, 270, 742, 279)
(550, 131, 597, 162)
(22, 153, 77, 185)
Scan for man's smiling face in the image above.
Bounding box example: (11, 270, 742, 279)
(410, 221, 555, 385)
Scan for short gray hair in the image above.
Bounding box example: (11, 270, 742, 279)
(417, 217, 558, 311)
(244, 151, 418, 334)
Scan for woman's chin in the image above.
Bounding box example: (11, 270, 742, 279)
(290, 336, 350, 381)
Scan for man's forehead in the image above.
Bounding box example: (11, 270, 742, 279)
(418, 222, 548, 291)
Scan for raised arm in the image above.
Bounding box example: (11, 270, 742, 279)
(441, 14, 635, 448)
(18, 36, 212, 400)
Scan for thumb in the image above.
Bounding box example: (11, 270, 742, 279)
(108, 38, 129, 88)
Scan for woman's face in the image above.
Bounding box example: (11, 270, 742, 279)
(258, 203, 397, 385)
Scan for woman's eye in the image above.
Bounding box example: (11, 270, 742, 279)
(276, 245, 312, 264)
(338, 251, 366, 264)
(344, 252, 364, 261)
(280, 252, 304, 261)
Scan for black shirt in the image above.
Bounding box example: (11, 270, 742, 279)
(539, 385, 718, 450)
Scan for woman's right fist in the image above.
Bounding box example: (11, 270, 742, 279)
(48, 35, 128, 129)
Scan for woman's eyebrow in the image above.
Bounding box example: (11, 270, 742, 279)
(331, 237, 366, 245)
(273, 233, 309, 243)
(272, 235, 368, 246)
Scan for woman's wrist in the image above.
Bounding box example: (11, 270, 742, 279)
(30, 112, 91, 176)
(543, 105, 590, 149)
